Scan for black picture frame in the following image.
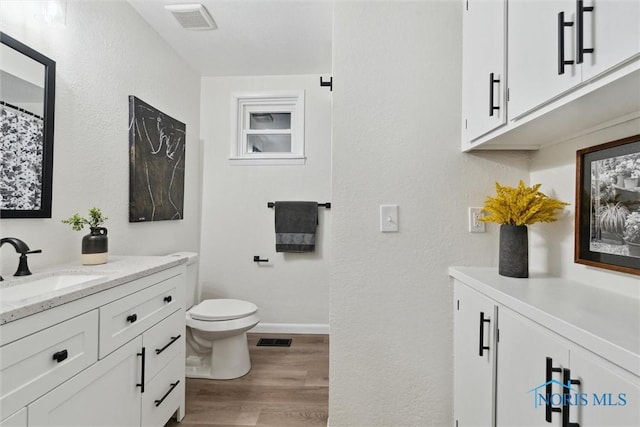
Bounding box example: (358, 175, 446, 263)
(0, 32, 56, 219)
(575, 134, 640, 275)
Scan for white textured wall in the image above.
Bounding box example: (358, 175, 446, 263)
(199, 75, 331, 326)
(330, 2, 530, 426)
(0, 1, 201, 277)
(530, 118, 640, 298)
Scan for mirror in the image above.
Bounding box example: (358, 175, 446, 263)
(0, 32, 55, 218)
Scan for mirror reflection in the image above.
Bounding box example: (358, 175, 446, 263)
(0, 32, 55, 218)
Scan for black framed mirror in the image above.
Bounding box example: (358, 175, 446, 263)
(1, 32, 56, 218)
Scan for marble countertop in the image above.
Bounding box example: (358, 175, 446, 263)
(450, 267, 640, 377)
(0, 254, 188, 325)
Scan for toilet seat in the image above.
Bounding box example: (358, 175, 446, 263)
(189, 299, 257, 321)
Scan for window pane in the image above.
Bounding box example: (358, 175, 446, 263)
(249, 112, 291, 130)
(247, 134, 292, 153)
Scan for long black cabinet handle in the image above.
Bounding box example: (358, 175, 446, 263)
(576, 0, 594, 64)
(557, 11, 575, 75)
(136, 347, 145, 393)
(52, 349, 68, 363)
(562, 368, 581, 427)
(545, 357, 563, 422)
(154, 380, 180, 407)
(127, 314, 138, 323)
(478, 312, 491, 356)
(489, 73, 500, 117)
(155, 335, 182, 355)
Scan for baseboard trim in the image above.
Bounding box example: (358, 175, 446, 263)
(250, 323, 330, 335)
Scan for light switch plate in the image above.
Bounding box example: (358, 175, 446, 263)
(380, 205, 399, 232)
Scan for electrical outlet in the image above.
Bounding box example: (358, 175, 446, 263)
(468, 207, 486, 233)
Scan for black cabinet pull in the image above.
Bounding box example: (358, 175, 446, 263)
(562, 368, 581, 427)
(52, 349, 68, 363)
(163, 295, 172, 303)
(154, 380, 180, 407)
(558, 11, 575, 75)
(576, 0, 594, 64)
(155, 335, 181, 355)
(545, 357, 563, 422)
(489, 73, 500, 116)
(127, 314, 138, 323)
(136, 347, 145, 393)
(478, 312, 491, 356)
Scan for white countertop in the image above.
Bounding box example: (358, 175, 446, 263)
(449, 267, 640, 377)
(0, 255, 187, 325)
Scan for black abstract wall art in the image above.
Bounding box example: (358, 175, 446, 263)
(129, 96, 185, 222)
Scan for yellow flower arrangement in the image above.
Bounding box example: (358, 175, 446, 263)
(481, 181, 569, 226)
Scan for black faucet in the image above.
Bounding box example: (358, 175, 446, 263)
(0, 237, 42, 277)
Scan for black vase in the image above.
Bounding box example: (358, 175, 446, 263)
(82, 227, 108, 265)
(499, 224, 528, 278)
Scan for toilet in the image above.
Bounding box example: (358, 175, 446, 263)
(170, 252, 260, 380)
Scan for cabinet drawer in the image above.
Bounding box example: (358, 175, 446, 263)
(141, 351, 184, 427)
(99, 273, 183, 358)
(0, 310, 98, 418)
(143, 309, 185, 382)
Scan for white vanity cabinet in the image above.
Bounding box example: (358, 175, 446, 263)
(453, 281, 498, 427)
(451, 268, 640, 427)
(0, 260, 186, 427)
(461, 0, 507, 143)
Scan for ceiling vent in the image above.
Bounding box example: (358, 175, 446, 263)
(164, 4, 217, 30)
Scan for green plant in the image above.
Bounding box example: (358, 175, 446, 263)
(598, 202, 630, 236)
(480, 181, 569, 226)
(623, 211, 640, 244)
(62, 207, 108, 231)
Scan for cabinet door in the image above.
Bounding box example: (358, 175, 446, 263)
(28, 337, 142, 426)
(461, 0, 507, 143)
(454, 281, 498, 427)
(0, 408, 26, 427)
(508, 0, 582, 118)
(496, 308, 569, 427)
(462, 0, 507, 143)
(567, 346, 640, 426)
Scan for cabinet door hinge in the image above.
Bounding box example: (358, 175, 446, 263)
(465, 0, 469, 11)
(464, 119, 468, 130)
(457, 299, 460, 311)
(456, 419, 459, 427)
(507, 88, 510, 102)
(497, 328, 500, 342)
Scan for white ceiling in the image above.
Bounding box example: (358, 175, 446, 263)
(127, 0, 333, 77)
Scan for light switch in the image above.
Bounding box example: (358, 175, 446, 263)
(380, 204, 399, 232)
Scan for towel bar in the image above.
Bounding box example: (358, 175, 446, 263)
(267, 202, 331, 209)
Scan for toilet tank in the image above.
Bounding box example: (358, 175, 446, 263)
(167, 252, 199, 309)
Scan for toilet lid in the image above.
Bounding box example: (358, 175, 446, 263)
(190, 299, 257, 321)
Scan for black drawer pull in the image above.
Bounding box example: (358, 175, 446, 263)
(163, 295, 172, 303)
(489, 73, 500, 117)
(557, 11, 575, 75)
(127, 314, 138, 323)
(52, 349, 68, 363)
(562, 368, 581, 427)
(478, 312, 491, 356)
(154, 380, 180, 407)
(136, 347, 145, 393)
(546, 357, 563, 422)
(156, 335, 181, 355)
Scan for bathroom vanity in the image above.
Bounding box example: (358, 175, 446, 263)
(0, 256, 187, 427)
(451, 267, 640, 427)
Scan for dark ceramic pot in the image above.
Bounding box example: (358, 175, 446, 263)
(499, 224, 528, 278)
(82, 227, 108, 265)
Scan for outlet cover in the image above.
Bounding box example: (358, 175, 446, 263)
(468, 207, 485, 233)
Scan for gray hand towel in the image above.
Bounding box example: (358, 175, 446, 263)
(274, 201, 318, 253)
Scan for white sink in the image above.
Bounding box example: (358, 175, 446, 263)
(0, 274, 105, 302)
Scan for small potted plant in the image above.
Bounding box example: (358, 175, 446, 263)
(623, 211, 640, 257)
(62, 207, 109, 265)
(481, 181, 569, 278)
(597, 202, 630, 243)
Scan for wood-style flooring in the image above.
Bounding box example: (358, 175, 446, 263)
(165, 333, 329, 427)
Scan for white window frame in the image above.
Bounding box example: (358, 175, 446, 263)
(230, 91, 305, 165)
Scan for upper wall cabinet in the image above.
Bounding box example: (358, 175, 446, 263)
(461, 0, 640, 151)
(508, 0, 639, 119)
(461, 0, 507, 143)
